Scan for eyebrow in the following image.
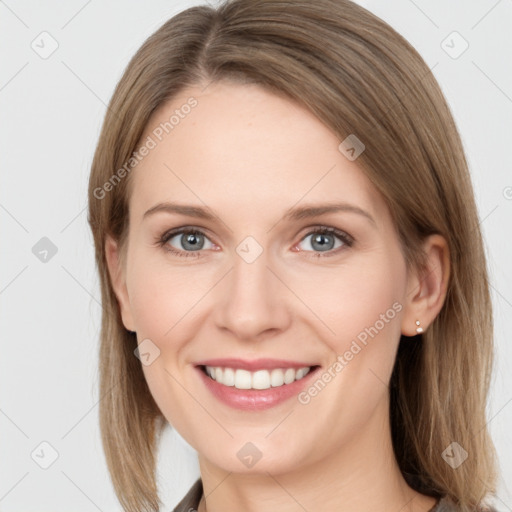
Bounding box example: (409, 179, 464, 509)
(143, 201, 376, 227)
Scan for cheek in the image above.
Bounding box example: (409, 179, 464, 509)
(125, 251, 211, 431)
(288, 257, 406, 445)
(294, 253, 406, 372)
(126, 250, 209, 347)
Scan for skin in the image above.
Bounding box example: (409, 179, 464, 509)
(106, 81, 450, 512)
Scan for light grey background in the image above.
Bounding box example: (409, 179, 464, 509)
(0, 0, 511, 510)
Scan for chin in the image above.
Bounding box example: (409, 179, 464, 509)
(198, 439, 307, 476)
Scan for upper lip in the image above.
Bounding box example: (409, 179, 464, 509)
(195, 358, 319, 372)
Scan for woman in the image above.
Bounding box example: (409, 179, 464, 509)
(87, 0, 499, 511)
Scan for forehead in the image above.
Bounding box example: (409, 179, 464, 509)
(129, 81, 386, 226)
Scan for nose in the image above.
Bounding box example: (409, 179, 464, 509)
(213, 245, 291, 341)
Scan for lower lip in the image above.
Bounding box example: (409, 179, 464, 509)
(195, 366, 320, 411)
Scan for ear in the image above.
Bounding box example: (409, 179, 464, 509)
(105, 234, 136, 332)
(401, 234, 450, 336)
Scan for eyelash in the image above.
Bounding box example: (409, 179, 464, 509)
(156, 225, 354, 259)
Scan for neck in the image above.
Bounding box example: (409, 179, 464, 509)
(196, 399, 436, 512)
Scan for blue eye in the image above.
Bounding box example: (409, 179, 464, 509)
(157, 226, 353, 258)
(159, 229, 214, 258)
(296, 227, 353, 256)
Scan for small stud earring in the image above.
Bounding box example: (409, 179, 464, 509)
(415, 320, 423, 334)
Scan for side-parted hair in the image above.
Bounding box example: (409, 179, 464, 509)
(87, 1, 497, 510)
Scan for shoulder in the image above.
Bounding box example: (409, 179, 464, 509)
(172, 477, 203, 512)
(431, 496, 500, 512)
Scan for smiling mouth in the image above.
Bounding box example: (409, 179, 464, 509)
(199, 364, 321, 390)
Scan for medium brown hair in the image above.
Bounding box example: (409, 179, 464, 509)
(87, 1, 497, 510)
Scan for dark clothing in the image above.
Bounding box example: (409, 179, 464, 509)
(172, 477, 498, 512)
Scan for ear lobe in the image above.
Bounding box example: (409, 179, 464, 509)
(401, 234, 450, 336)
(105, 234, 135, 332)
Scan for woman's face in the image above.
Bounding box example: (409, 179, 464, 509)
(110, 81, 414, 475)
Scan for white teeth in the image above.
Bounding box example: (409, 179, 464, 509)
(204, 365, 312, 390)
(284, 368, 296, 384)
(235, 369, 252, 389)
(295, 367, 307, 380)
(270, 368, 284, 387)
(223, 367, 235, 386)
(252, 370, 270, 390)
